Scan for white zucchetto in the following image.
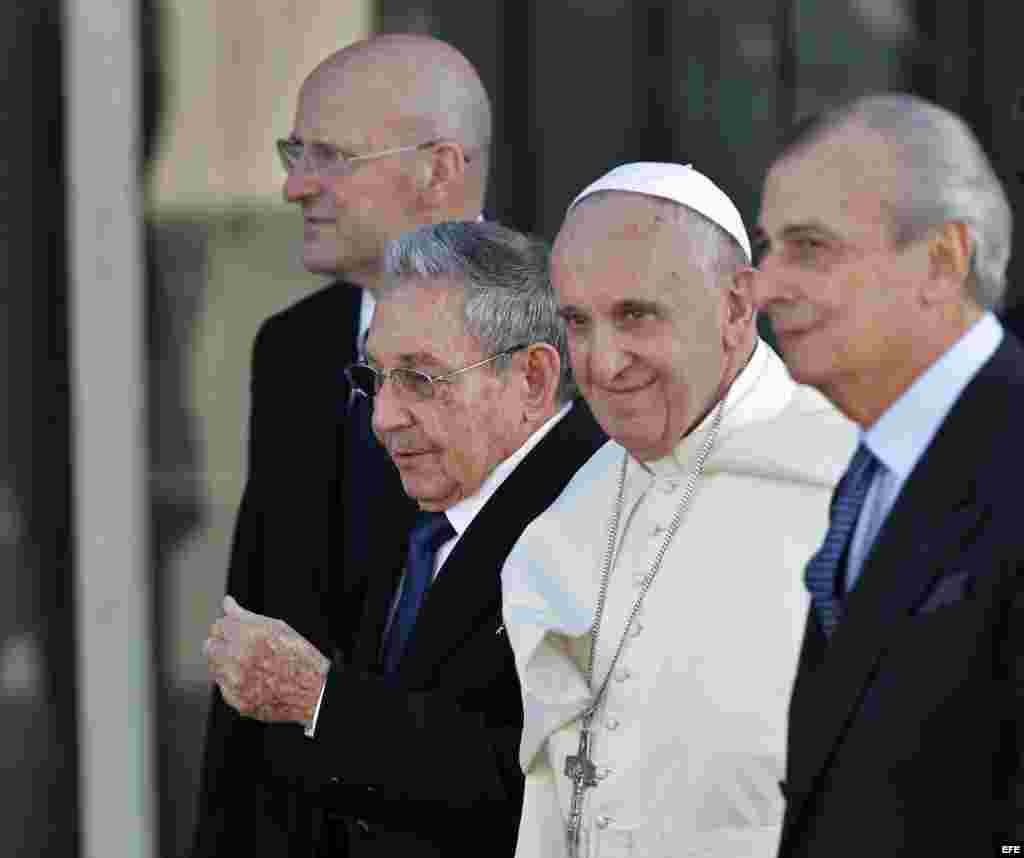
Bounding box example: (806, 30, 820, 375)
(569, 161, 752, 263)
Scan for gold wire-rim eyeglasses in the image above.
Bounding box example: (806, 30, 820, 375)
(344, 344, 528, 402)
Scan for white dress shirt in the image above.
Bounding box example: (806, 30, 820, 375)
(358, 288, 376, 353)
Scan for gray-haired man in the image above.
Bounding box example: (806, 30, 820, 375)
(754, 93, 1024, 857)
(204, 221, 605, 857)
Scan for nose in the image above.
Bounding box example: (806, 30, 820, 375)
(282, 165, 319, 203)
(580, 324, 631, 387)
(370, 380, 414, 441)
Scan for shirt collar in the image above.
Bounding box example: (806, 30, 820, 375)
(444, 401, 574, 536)
(358, 289, 376, 354)
(863, 311, 1003, 482)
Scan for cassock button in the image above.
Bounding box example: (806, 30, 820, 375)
(630, 621, 643, 637)
(595, 815, 612, 829)
(606, 717, 620, 730)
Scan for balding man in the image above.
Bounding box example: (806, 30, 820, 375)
(192, 34, 494, 856)
(501, 163, 855, 857)
(754, 94, 1024, 856)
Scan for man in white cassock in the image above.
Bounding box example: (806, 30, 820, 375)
(501, 163, 857, 858)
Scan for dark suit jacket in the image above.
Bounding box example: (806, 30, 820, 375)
(779, 332, 1024, 856)
(1000, 303, 1024, 345)
(192, 280, 605, 856)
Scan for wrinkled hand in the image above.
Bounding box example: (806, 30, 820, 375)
(203, 595, 330, 727)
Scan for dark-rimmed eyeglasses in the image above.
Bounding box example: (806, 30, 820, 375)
(276, 137, 463, 175)
(344, 344, 529, 402)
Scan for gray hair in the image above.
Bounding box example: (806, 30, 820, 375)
(573, 190, 749, 281)
(788, 93, 1012, 309)
(381, 221, 577, 403)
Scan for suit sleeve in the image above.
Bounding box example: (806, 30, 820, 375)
(282, 609, 525, 841)
(191, 320, 291, 856)
(316, 665, 521, 804)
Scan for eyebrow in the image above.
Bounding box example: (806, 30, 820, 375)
(365, 350, 445, 371)
(397, 352, 445, 368)
(780, 220, 841, 241)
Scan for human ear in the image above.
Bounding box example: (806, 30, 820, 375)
(519, 343, 561, 419)
(722, 269, 757, 348)
(420, 141, 466, 200)
(923, 222, 971, 304)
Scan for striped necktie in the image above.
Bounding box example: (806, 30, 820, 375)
(805, 444, 879, 637)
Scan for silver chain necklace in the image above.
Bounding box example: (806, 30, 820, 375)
(563, 399, 726, 857)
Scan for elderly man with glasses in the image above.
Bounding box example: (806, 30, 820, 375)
(203, 221, 605, 857)
(193, 33, 502, 858)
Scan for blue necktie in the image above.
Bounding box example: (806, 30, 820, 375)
(805, 444, 879, 637)
(382, 511, 455, 674)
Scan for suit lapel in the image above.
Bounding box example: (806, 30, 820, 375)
(395, 402, 605, 685)
(784, 338, 1012, 823)
(349, 532, 408, 670)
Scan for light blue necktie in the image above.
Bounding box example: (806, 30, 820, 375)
(382, 511, 455, 674)
(805, 444, 879, 637)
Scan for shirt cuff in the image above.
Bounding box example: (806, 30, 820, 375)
(303, 675, 327, 739)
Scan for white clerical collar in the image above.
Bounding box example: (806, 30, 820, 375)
(444, 401, 573, 537)
(642, 338, 768, 477)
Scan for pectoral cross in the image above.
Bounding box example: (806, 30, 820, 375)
(564, 723, 598, 857)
